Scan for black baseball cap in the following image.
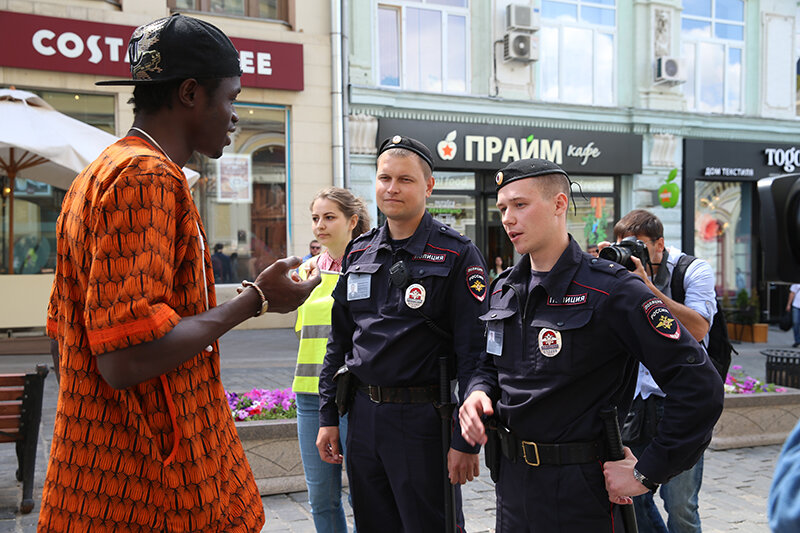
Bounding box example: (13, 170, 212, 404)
(494, 158, 569, 192)
(378, 135, 435, 172)
(96, 13, 242, 86)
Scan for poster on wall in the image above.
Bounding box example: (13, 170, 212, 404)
(217, 154, 252, 203)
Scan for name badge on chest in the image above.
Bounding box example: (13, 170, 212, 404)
(347, 273, 371, 301)
(486, 323, 504, 356)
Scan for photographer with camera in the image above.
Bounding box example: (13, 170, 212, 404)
(600, 209, 719, 533)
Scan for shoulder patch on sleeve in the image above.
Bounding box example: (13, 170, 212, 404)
(642, 297, 681, 340)
(466, 265, 487, 302)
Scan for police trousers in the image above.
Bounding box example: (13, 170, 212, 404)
(345, 389, 465, 533)
(495, 452, 629, 533)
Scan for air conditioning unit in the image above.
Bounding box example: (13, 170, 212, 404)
(504, 31, 539, 62)
(655, 56, 685, 84)
(506, 4, 540, 32)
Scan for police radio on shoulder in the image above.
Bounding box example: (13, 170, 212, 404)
(241, 281, 269, 316)
(633, 467, 659, 492)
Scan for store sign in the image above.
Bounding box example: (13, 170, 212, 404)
(684, 139, 800, 182)
(764, 147, 800, 173)
(378, 119, 643, 174)
(0, 11, 304, 91)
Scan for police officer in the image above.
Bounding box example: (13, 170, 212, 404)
(458, 158, 724, 533)
(317, 136, 489, 532)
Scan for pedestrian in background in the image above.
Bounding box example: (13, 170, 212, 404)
(786, 284, 800, 347)
(41, 14, 318, 532)
(317, 136, 488, 533)
(489, 255, 505, 282)
(459, 159, 723, 532)
(303, 239, 322, 262)
(293, 187, 370, 533)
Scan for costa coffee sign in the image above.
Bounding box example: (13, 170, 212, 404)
(0, 11, 303, 91)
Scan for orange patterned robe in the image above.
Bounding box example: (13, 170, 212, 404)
(41, 137, 265, 532)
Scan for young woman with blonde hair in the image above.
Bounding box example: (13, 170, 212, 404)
(292, 187, 370, 533)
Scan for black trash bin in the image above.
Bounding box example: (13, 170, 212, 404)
(764, 349, 800, 388)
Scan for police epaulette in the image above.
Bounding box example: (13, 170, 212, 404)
(434, 222, 470, 243)
(587, 257, 628, 277)
(352, 227, 378, 244)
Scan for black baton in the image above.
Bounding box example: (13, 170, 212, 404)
(437, 356, 457, 533)
(600, 406, 638, 533)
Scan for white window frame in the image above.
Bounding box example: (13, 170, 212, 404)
(375, 1, 471, 94)
(537, 0, 617, 106)
(681, 0, 745, 114)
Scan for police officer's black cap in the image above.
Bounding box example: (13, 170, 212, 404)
(378, 135, 435, 172)
(96, 14, 242, 86)
(494, 158, 569, 191)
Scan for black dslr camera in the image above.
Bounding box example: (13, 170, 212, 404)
(598, 236, 650, 271)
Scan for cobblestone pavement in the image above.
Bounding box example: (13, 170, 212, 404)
(0, 327, 793, 532)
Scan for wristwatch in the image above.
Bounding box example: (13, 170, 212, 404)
(242, 281, 269, 316)
(633, 467, 659, 492)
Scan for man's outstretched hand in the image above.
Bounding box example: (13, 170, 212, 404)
(253, 256, 321, 313)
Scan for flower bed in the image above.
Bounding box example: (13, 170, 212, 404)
(227, 388, 303, 495)
(711, 368, 800, 450)
(724, 366, 787, 394)
(226, 388, 297, 421)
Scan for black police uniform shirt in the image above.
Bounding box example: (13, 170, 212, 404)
(467, 236, 724, 484)
(319, 211, 489, 452)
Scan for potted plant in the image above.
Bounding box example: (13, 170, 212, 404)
(727, 289, 768, 343)
(227, 388, 305, 496)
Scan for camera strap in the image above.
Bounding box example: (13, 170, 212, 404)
(652, 249, 670, 292)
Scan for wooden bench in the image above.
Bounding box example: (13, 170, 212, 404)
(0, 364, 48, 513)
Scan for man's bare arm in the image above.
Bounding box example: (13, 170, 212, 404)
(97, 256, 320, 389)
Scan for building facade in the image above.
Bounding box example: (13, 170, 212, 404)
(345, 0, 800, 319)
(0, 0, 334, 330)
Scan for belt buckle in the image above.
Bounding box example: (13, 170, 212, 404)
(368, 385, 382, 403)
(522, 441, 540, 467)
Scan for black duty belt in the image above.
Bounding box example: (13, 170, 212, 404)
(509, 440, 604, 467)
(358, 384, 439, 404)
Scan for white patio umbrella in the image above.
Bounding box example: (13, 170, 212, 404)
(0, 88, 199, 274)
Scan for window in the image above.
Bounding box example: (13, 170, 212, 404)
(0, 90, 115, 275)
(565, 176, 618, 250)
(188, 104, 288, 284)
(377, 1, 469, 93)
(681, 0, 744, 113)
(539, 0, 616, 106)
(695, 180, 752, 297)
(170, 0, 292, 22)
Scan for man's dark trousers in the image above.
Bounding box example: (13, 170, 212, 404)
(345, 390, 465, 533)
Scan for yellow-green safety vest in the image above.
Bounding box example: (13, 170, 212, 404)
(292, 270, 340, 394)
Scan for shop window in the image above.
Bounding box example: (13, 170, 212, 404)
(565, 175, 617, 252)
(681, 0, 744, 114)
(695, 180, 752, 299)
(0, 89, 114, 275)
(429, 172, 477, 242)
(377, 1, 469, 93)
(188, 104, 288, 284)
(539, 0, 616, 106)
(170, 0, 293, 22)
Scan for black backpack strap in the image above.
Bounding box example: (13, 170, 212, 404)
(670, 254, 697, 304)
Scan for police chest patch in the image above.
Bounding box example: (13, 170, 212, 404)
(547, 293, 587, 306)
(466, 265, 487, 302)
(413, 252, 446, 263)
(643, 297, 681, 340)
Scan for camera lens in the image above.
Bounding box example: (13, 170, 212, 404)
(599, 245, 635, 271)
